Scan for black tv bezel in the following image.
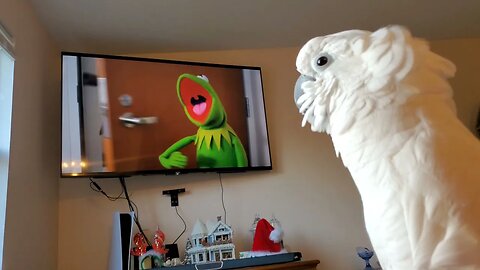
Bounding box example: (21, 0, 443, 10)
(60, 51, 273, 178)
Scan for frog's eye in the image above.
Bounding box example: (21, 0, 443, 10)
(197, 75, 209, 82)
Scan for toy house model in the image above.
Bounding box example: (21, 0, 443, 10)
(186, 217, 236, 263)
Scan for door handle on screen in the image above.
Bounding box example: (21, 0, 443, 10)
(119, 112, 158, 128)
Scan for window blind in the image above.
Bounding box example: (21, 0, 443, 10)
(0, 22, 14, 57)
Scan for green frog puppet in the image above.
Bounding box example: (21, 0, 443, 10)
(159, 74, 248, 169)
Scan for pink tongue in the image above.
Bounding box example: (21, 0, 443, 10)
(193, 103, 207, 115)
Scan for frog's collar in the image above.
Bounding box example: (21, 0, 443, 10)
(196, 124, 237, 150)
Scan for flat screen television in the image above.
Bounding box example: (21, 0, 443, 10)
(61, 52, 272, 177)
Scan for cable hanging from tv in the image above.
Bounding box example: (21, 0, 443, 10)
(89, 176, 151, 246)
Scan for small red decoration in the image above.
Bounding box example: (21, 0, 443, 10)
(131, 232, 148, 256)
(152, 229, 168, 254)
(131, 228, 168, 257)
(252, 219, 282, 252)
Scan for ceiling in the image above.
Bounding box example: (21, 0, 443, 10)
(27, 0, 480, 54)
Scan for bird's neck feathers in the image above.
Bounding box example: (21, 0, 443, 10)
(329, 89, 458, 175)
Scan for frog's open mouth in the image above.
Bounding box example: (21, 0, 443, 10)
(191, 95, 207, 115)
(179, 76, 212, 123)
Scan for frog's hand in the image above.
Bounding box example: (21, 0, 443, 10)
(232, 136, 248, 167)
(159, 135, 196, 169)
(160, 151, 188, 169)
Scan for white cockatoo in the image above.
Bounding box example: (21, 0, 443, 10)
(294, 25, 480, 269)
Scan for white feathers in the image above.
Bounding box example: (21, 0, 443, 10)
(295, 25, 480, 269)
(362, 26, 414, 91)
(296, 74, 337, 132)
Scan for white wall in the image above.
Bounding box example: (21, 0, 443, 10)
(430, 39, 480, 133)
(0, 0, 60, 269)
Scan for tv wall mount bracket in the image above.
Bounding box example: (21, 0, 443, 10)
(162, 188, 186, 207)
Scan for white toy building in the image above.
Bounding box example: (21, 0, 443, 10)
(186, 217, 236, 263)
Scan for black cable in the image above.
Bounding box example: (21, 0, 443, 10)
(130, 199, 139, 221)
(173, 206, 187, 244)
(89, 177, 146, 246)
(218, 173, 227, 224)
(89, 178, 140, 217)
(119, 177, 151, 247)
(89, 177, 124, 201)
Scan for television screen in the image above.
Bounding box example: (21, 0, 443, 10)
(61, 52, 272, 177)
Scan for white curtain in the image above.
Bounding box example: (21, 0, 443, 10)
(0, 21, 14, 269)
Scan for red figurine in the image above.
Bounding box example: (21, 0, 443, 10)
(152, 228, 168, 254)
(131, 232, 148, 256)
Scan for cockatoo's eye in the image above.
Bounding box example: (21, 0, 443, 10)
(317, 56, 328, 66)
(312, 53, 332, 71)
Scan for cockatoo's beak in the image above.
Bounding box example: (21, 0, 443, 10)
(294, 74, 315, 111)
